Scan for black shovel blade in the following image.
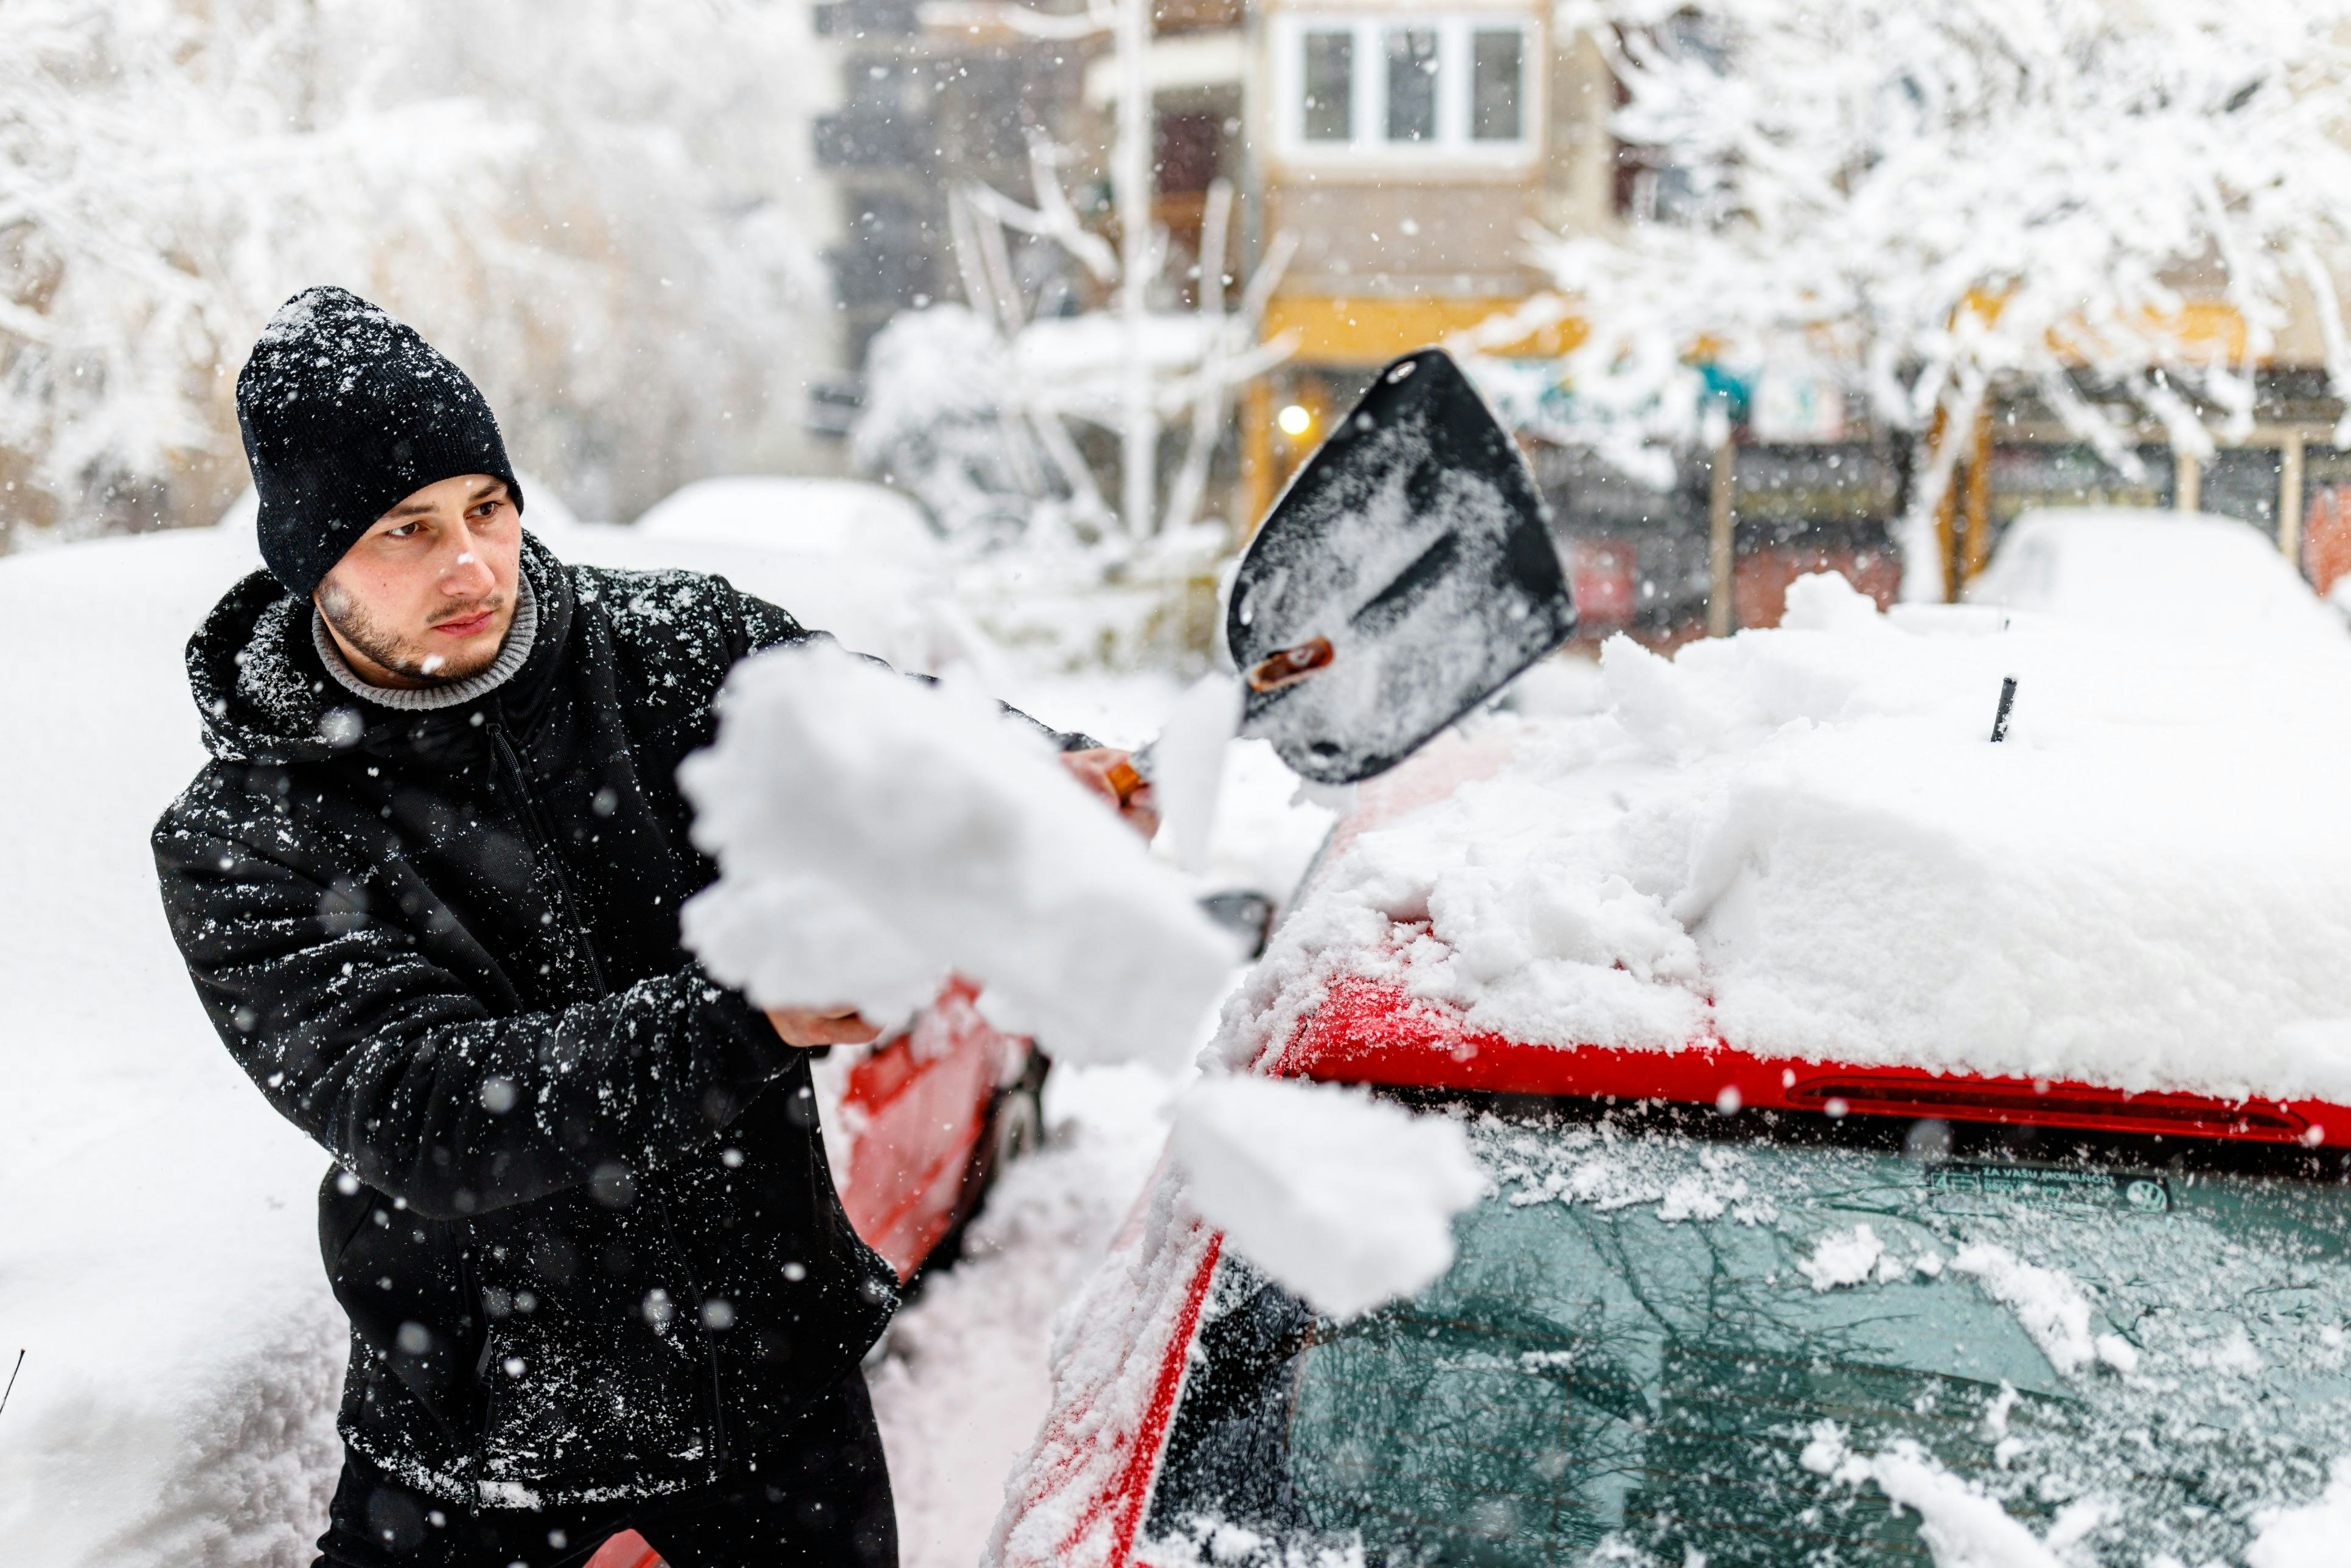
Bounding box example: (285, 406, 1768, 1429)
(1227, 348, 1577, 784)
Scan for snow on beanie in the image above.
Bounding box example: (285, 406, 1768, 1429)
(235, 286, 524, 598)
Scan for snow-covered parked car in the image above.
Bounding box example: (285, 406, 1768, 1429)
(1967, 505, 2349, 655)
(991, 573, 2351, 1568)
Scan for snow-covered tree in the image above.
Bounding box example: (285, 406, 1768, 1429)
(851, 139, 1295, 557)
(0, 0, 832, 543)
(1507, 0, 2351, 594)
(854, 304, 1051, 550)
(0, 0, 489, 533)
(387, 0, 837, 523)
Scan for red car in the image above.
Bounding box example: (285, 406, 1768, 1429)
(824, 977, 1047, 1282)
(990, 740, 2351, 1568)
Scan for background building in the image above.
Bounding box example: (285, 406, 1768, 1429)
(1077, 0, 2351, 639)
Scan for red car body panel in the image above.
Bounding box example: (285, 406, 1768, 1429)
(1278, 975, 2351, 1149)
(1071, 1235, 1224, 1566)
(991, 1210, 1223, 1568)
(838, 978, 1023, 1281)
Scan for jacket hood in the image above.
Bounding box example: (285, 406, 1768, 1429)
(186, 532, 574, 767)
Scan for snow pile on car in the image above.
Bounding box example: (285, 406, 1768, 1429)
(632, 475, 944, 568)
(1218, 571, 2351, 1103)
(681, 642, 1238, 1067)
(1169, 1076, 1485, 1318)
(1951, 1244, 2139, 1376)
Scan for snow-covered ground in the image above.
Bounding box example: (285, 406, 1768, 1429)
(0, 525, 348, 1567)
(0, 498, 1329, 1568)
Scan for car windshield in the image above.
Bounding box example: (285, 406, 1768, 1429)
(1143, 1095, 2351, 1567)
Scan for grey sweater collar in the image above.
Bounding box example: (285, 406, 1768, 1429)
(312, 570, 540, 711)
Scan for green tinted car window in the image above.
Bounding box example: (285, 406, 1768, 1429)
(1144, 1101, 2351, 1566)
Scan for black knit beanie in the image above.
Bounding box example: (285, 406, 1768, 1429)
(235, 286, 524, 597)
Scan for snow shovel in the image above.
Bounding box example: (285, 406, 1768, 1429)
(1227, 347, 1576, 785)
(1107, 347, 1575, 831)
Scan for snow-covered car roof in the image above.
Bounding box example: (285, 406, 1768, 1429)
(1211, 572, 2351, 1111)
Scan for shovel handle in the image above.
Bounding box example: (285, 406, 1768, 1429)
(1106, 758, 1148, 805)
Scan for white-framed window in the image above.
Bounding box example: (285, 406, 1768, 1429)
(1273, 13, 1538, 164)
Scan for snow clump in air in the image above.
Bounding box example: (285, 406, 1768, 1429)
(1214, 571, 2351, 1104)
(1169, 1076, 1486, 1319)
(680, 642, 1238, 1067)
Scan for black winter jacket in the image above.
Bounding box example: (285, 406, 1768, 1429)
(153, 535, 909, 1508)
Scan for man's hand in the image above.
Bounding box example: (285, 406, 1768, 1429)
(1060, 747, 1160, 840)
(764, 1005, 882, 1048)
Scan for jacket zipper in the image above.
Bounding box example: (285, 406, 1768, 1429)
(459, 1235, 501, 1476)
(482, 713, 729, 1471)
(486, 720, 608, 994)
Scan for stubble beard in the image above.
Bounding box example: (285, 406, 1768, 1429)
(318, 581, 510, 685)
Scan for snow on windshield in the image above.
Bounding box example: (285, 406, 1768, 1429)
(1214, 572, 2351, 1104)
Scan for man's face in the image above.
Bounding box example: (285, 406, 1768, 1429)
(314, 475, 521, 688)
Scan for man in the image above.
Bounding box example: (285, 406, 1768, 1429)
(153, 287, 1150, 1567)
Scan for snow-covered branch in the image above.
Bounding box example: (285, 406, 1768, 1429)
(1521, 0, 2351, 585)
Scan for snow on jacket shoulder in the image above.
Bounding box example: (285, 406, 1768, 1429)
(152, 532, 897, 1508)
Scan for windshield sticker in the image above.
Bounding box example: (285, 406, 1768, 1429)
(1924, 1161, 2171, 1213)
